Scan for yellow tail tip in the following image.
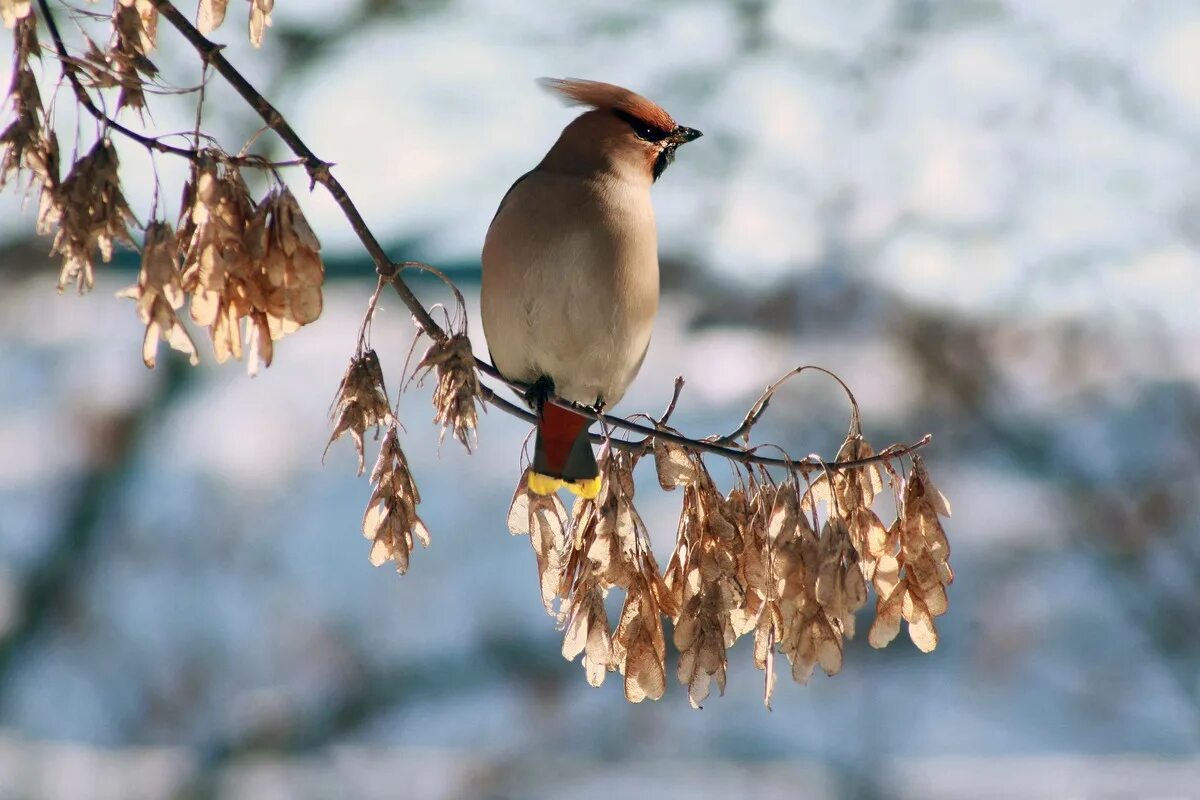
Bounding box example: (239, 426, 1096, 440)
(527, 472, 602, 500)
(569, 475, 602, 499)
(527, 472, 564, 496)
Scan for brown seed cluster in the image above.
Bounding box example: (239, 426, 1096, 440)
(76, 2, 158, 114)
(1, 5, 325, 369)
(1, 13, 56, 200)
(362, 424, 430, 575)
(415, 333, 482, 451)
(117, 221, 199, 368)
(179, 167, 325, 372)
(326, 349, 393, 476)
(48, 139, 137, 293)
(867, 456, 953, 652)
(502, 428, 954, 707)
(2, 14, 130, 296)
(664, 462, 743, 707)
(510, 452, 676, 702)
(198, 0, 274, 47)
(117, 0, 158, 52)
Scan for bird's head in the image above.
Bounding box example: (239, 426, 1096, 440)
(537, 78, 702, 185)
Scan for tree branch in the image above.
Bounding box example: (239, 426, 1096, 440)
(143, 0, 932, 474)
(148, 0, 443, 341)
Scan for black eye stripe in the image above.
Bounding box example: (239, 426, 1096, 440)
(613, 109, 670, 142)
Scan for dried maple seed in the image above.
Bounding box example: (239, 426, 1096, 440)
(361, 425, 429, 575)
(117, 221, 199, 368)
(48, 139, 136, 293)
(416, 333, 482, 450)
(325, 349, 394, 475)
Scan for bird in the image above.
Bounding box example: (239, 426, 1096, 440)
(481, 78, 702, 499)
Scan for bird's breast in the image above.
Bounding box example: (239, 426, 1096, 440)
(481, 171, 660, 406)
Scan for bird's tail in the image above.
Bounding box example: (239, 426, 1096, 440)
(529, 400, 600, 499)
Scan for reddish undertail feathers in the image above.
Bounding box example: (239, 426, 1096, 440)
(529, 401, 601, 499)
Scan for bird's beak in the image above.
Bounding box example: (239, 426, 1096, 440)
(671, 126, 703, 144)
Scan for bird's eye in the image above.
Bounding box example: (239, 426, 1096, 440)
(614, 109, 668, 142)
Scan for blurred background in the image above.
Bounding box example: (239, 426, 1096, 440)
(3, 0, 1200, 797)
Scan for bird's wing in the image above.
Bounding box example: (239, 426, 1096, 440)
(491, 170, 535, 223)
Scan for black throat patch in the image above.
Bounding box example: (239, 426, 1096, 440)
(652, 144, 678, 181)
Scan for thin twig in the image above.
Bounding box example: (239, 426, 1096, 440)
(34, 0, 304, 170)
(657, 376, 685, 426)
(716, 365, 860, 445)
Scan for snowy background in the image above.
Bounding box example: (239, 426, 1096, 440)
(2, 0, 1200, 797)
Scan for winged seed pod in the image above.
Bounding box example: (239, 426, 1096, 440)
(560, 569, 613, 687)
(1, 0, 31, 28)
(415, 333, 482, 450)
(1, 20, 57, 196)
(180, 163, 255, 354)
(506, 469, 569, 614)
(325, 349, 393, 475)
(612, 576, 668, 702)
(554, 451, 671, 701)
(248, 186, 324, 329)
(181, 169, 325, 371)
(108, 2, 158, 113)
(49, 139, 136, 293)
(731, 476, 787, 707)
(117, 0, 158, 51)
(664, 463, 746, 708)
(766, 478, 846, 686)
(117, 222, 199, 368)
(249, 0, 273, 47)
(653, 434, 698, 490)
(362, 424, 430, 574)
(827, 435, 890, 585)
(197, 0, 227, 33)
(813, 517, 869, 639)
(869, 456, 953, 653)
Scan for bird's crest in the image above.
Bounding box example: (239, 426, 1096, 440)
(539, 78, 676, 136)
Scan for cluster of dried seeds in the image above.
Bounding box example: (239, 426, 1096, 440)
(325, 349, 393, 475)
(502, 427, 954, 707)
(48, 138, 137, 293)
(415, 333, 482, 450)
(0, 6, 323, 369)
(117, 221, 199, 367)
(0, 13, 55, 196)
(665, 462, 744, 707)
(362, 424, 429, 575)
(1, 15, 61, 280)
(76, 1, 158, 113)
(867, 457, 953, 652)
(0, 12, 121, 298)
(508, 452, 675, 702)
(179, 166, 325, 372)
